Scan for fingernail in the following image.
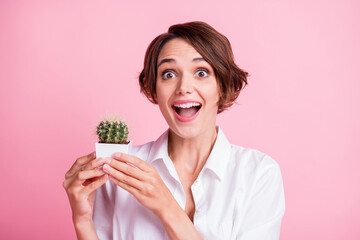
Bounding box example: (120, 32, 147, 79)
(114, 153, 121, 158)
(105, 158, 111, 164)
(103, 164, 110, 171)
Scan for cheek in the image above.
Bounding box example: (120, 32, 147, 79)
(207, 83, 220, 104)
(155, 81, 163, 102)
(156, 85, 169, 109)
(156, 86, 164, 103)
(156, 80, 175, 102)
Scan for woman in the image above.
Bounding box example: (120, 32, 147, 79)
(63, 21, 285, 239)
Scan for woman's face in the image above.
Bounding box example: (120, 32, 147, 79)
(156, 38, 219, 139)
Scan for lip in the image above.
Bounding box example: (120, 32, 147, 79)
(171, 100, 202, 123)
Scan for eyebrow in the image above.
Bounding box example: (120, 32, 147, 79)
(157, 57, 205, 68)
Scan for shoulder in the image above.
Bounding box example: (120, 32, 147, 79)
(230, 144, 280, 171)
(217, 126, 280, 176)
(227, 144, 282, 186)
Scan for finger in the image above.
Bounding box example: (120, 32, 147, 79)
(81, 174, 109, 196)
(107, 158, 146, 181)
(112, 152, 152, 172)
(65, 152, 96, 179)
(83, 157, 106, 171)
(103, 164, 143, 191)
(83, 175, 102, 187)
(66, 168, 105, 188)
(108, 175, 140, 197)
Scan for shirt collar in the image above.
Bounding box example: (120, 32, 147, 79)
(203, 125, 232, 181)
(147, 129, 170, 164)
(147, 126, 232, 181)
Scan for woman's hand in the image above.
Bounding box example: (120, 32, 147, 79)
(102, 152, 177, 219)
(102, 152, 203, 239)
(63, 152, 108, 224)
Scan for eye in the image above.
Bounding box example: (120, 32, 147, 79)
(195, 69, 209, 78)
(161, 70, 176, 80)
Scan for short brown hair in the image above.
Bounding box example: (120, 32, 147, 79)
(139, 21, 248, 113)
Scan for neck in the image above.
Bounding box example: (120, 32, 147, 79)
(168, 126, 218, 175)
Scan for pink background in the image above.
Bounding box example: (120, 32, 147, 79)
(1, 0, 359, 239)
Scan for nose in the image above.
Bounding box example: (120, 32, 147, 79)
(176, 74, 194, 95)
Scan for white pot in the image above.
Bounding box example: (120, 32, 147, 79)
(95, 141, 132, 158)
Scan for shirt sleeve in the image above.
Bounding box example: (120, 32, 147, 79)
(237, 155, 286, 240)
(92, 179, 116, 240)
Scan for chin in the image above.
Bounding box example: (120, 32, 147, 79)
(162, 107, 217, 139)
(168, 121, 209, 140)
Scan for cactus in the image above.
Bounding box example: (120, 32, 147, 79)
(96, 116, 129, 144)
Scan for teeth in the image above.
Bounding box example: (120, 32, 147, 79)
(173, 102, 201, 108)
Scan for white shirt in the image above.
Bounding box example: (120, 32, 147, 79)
(93, 126, 285, 240)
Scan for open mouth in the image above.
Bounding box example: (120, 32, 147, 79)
(172, 102, 202, 119)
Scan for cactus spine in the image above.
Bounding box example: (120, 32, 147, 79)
(96, 116, 129, 144)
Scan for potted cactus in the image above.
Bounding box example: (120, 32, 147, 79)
(95, 115, 132, 158)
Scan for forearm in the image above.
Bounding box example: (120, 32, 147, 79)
(73, 217, 99, 240)
(158, 204, 203, 240)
